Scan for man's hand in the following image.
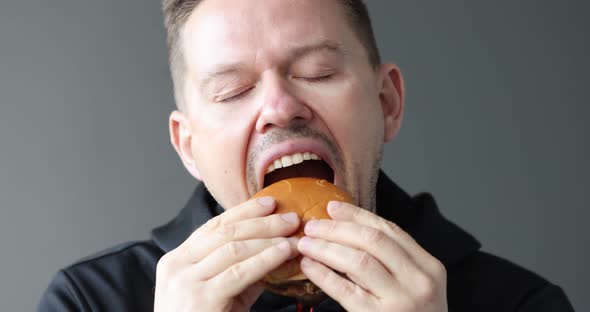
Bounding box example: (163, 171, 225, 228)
(297, 201, 448, 312)
(154, 196, 300, 312)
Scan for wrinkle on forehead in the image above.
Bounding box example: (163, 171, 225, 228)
(182, 0, 349, 74)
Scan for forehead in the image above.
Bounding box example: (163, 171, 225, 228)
(182, 0, 355, 71)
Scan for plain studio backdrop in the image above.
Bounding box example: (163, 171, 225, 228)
(1, 1, 588, 311)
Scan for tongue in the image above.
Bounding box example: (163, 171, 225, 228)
(264, 160, 334, 187)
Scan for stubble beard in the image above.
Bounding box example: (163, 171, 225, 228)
(245, 123, 384, 213)
(355, 142, 383, 213)
(246, 123, 344, 195)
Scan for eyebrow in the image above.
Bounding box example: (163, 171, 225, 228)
(289, 39, 345, 61)
(199, 40, 345, 92)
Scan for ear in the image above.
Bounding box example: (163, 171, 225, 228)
(377, 63, 405, 142)
(169, 110, 202, 181)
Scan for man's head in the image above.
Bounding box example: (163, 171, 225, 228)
(163, 0, 382, 111)
(165, 0, 405, 212)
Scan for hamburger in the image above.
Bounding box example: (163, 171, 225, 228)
(251, 177, 354, 300)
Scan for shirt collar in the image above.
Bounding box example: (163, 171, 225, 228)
(151, 182, 222, 254)
(151, 171, 480, 310)
(373, 171, 481, 266)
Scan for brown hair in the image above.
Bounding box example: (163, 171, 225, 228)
(161, 0, 381, 110)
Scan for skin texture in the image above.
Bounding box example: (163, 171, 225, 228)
(160, 0, 448, 311)
(155, 197, 301, 311)
(169, 0, 403, 211)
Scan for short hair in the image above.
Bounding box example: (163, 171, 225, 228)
(161, 0, 381, 111)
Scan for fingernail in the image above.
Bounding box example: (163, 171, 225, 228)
(257, 196, 274, 207)
(305, 220, 318, 234)
(298, 236, 313, 249)
(300, 257, 314, 268)
(277, 241, 290, 250)
(327, 201, 341, 214)
(281, 212, 298, 224)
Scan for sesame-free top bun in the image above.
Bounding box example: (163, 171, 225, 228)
(250, 177, 354, 298)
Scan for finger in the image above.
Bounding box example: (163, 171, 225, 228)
(210, 238, 294, 297)
(199, 197, 277, 234)
(192, 237, 299, 280)
(174, 197, 276, 261)
(181, 212, 300, 263)
(297, 237, 397, 298)
(235, 282, 265, 311)
(304, 219, 422, 283)
(299, 256, 378, 312)
(326, 201, 437, 273)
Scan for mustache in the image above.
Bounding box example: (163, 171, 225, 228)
(246, 123, 342, 189)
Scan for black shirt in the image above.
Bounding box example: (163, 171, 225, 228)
(38, 172, 575, 311)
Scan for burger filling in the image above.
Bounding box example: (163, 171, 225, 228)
(262, 278, 324, 298)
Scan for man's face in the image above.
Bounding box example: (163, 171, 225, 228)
(172, 0, 403, 211)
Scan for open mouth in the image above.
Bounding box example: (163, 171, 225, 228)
(263, 152, 335, 188)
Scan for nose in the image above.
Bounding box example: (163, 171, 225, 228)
(255, 75, 313, 133)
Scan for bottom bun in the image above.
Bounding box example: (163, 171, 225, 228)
(252, 178, 354, 301)
(262, 256, 325, 300)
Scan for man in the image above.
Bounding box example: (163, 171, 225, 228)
(39, 0, 574, 311)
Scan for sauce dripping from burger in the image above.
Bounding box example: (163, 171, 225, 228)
(297, 302, 313, 312)
(295, 291, 327, 312)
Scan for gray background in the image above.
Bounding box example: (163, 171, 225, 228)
(0, 0, 587, 311)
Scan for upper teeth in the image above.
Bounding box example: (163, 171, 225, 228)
(266, 152, 321, 174)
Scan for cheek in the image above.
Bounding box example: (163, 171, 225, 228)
(189, 106, 254, 207)
(316, 79, 384, 156)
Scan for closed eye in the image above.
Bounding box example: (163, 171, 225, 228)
(217, 86, 254, 103)
(299, 74, 334, 83)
